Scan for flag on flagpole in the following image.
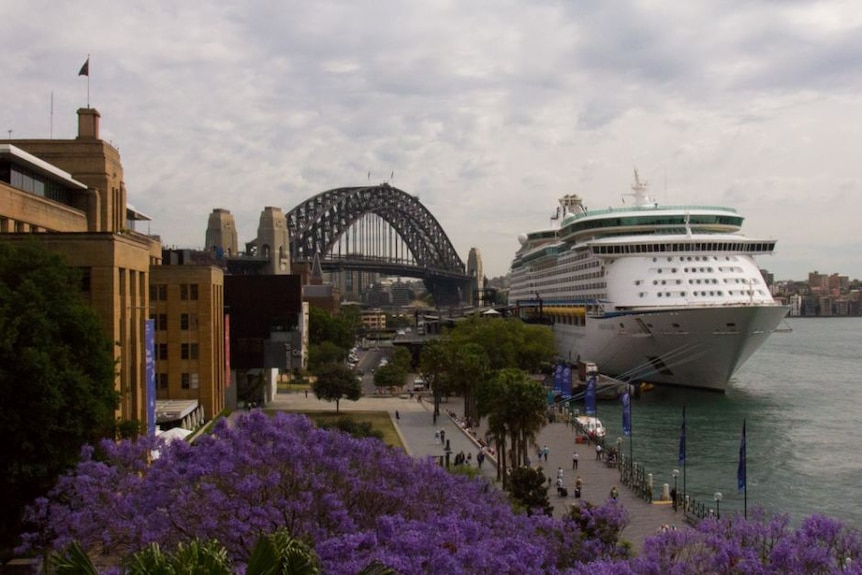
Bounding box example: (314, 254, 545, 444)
(552, 362, 563, 394)
(737, 420, 747, 492)
(584, 374, 596, 416)
(78, 57, 90, 77)
(621, 391, 631, 436)
(678, 407, 686, 465)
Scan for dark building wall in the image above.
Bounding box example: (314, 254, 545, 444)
(225, 275, 302, 369)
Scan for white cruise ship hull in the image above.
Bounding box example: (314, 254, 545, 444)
(554, 304, 789, 391)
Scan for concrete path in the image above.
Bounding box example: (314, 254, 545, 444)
(267, 391, 687, 553)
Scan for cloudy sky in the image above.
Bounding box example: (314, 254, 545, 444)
(4, 0, 862, 281)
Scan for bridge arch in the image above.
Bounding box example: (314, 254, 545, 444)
(286, 184, 465, 275)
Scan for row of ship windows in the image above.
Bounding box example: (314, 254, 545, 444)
(522, 283, 608, 294)
(637, 278, 760, 286)
(534, 269, 603, 281)
(593, 242, 774, 254)
(653, 256, 739, 262)
(640, 289, 768, 298)
(653, 266, 744, 274)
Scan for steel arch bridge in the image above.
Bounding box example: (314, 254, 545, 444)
(286, 183, 470, 305)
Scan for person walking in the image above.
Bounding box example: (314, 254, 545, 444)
(477, 449, 485, 468)
(435, 430, 440, 444)
(595, 443, 603, 461)
(610, 486, 619, 500)
(557, 466, 564, 481)
(572, 450, 579, 470)
(542, 445, 549, 461)
(575, 475, 583, 499)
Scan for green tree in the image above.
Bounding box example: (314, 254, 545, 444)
(389, 345, 412, 373)
(308, 306, 355, 350)
(419, 339, 454, 423)
(307, 340, 346, 372)
(448, 342, 489, 427)
(448, 316, 554, 372)
(507, 466, 552, 517)
(0, 240, 117, 552)
(311, 362, 362, 413)
(477, 368, 547, 485)
(373, 362, 407, 393)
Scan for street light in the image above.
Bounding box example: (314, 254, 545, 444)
(714, 491, 723, 519)
(672, 469, 679, 512)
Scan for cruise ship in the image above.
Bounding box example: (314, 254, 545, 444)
(509, 171, 789, 391)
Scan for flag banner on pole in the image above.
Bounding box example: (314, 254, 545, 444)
(738, 420, 747, 492)
(621, 391, 631, 436)
(145, 319, 156, 437)
(562, 365, 571, 396)
(678, 407, 686, 465)
(78, 57, 89, 76)
(553, 362, 563, 394)
(584, 374, 596, 416)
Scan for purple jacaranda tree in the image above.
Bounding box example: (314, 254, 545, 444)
(564, 509, 862, 575)
(19, 411, 630, 574)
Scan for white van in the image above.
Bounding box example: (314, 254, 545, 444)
(412, 377, 426, 391)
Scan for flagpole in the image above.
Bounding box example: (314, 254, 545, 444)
(737, 418, 748, 520)
(87, 54, 91, 108)
(680, 405, 687, 509)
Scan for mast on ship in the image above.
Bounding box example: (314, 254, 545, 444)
(623, 169, 655, 207)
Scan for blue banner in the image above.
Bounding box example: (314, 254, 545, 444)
(737, 420, 747, 492)
(584, 374, 596, 416)
(562, 365, 571, 395)
(145, 319, 156, 437)
(621, 391, 631, 436)
(553, 362, 563, 393)
(678, 407, 686, 465)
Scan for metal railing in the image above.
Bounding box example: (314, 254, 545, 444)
(618, 454, 653, 503)
(616, 454, 722, 522)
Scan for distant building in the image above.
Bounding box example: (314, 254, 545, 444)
(151, 255, 226, 421)
(205, 208, 239, 257)
(467, 247, 484, 305)
(224, 274, 307, 406)
(1, 108, 163, 427)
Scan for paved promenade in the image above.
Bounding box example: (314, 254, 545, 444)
(268, 391, 686, 553)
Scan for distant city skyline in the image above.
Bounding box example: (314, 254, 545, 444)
(5, 1, 862, 280)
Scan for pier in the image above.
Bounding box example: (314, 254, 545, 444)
(271, 391, 689, 553)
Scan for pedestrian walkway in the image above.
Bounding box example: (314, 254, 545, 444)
(266, 391, 686, 553)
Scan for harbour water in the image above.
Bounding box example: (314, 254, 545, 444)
(592, 317, 862, 528)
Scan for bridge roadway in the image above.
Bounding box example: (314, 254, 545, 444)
(269, 391, 687, 554)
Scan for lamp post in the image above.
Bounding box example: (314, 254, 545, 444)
(714, 491, 723, 519)
(672, 469, 679, 512)
(444, 439, 452, 469)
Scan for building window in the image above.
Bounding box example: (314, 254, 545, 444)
(180, 284, 200, 301)
(151, 284, 167, 301)
(181, 373, 190, 389)
(157, 314, 167, 330)
(158, 343, 168, 360)
(78, 267, 92, 292)
(181, 343, 198, 360)
(158, 373, 168, 390)
(180, 313, 198, 330)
